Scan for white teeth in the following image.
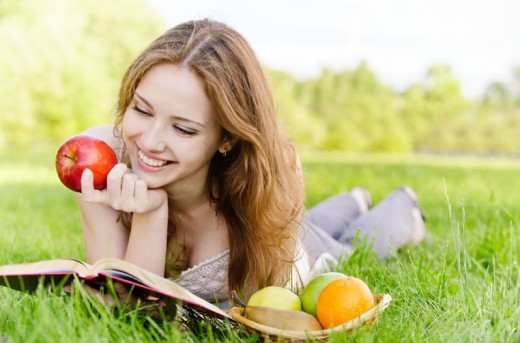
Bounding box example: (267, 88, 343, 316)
(138, 150, 168, 167)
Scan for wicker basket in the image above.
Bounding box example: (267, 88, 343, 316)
(229, 293, 392, 342)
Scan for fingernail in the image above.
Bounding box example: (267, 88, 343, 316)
(83, 169, 92, 180)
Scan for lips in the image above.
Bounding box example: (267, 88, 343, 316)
(138, 149, 172, 167)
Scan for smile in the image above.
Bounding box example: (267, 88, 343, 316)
(138, 150, 172, 167)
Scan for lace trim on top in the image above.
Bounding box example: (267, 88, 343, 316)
(173, 250, 230, 306)
(169, 241, 326, 309)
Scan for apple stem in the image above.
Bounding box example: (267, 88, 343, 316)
(63, 153, 76, 161)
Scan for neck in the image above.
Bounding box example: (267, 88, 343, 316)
(171, 197, 227, 257)
(164, 173, 209, 210)
(167, 188, 220, 235)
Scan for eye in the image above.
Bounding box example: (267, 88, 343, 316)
(174, 125, 197, 136)
(131, 105, 152, 117)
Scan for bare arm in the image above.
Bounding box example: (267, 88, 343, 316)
(76, 192, 129, 262)
(75, 126, 168, 276)
(76, 126, 127, 262)
(124, 200, 168, 275)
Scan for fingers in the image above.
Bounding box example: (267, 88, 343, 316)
(63, 284, 73, 295)
(107, 164, 138, 210)
(81, 282, 139, 307)
(80, 168, 95, 195)
(134, 179, 149, 210)
(113, 281, 138, 306)
(82, 283, 118, 306)
(81, 168, 109, 204)
(106, 163, 130, 197)
(80, 163, 166, 213)
(79, 281, 165, 317)
(81, 163, 130, 209)
(121, 173, 138, 202)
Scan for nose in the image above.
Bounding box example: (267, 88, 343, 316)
(140, 121, 167, 153)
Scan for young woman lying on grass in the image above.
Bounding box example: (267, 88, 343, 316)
(76, 18, 426, 308)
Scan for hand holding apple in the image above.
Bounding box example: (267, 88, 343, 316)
(55, 134, 118, 192)
(81, 162, 168, 214)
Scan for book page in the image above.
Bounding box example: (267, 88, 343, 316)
(91, 258, 229, 317)
(0, 258, 91, 277)
(0, 258, 230, 318)
(0, 258, 94, 293)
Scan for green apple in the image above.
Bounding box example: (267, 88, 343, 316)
(247, 286, 302, 311)
(301, 272, 347, 317)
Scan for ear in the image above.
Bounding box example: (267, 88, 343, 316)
(218, 143, 232, 155)
(218, 136, 234, 155)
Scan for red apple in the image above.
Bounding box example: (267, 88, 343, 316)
(55, 134, 118, 192)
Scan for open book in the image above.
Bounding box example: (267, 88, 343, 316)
(0, 257, 231, 322)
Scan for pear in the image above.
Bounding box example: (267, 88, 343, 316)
(245, 305, 323, 331)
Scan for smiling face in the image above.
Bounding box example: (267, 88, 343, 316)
(122, 64, 224, 194)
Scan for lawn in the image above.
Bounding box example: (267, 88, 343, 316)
(1, 147, 520, 342)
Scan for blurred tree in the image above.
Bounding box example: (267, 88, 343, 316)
(0, 0, 165, 149)
(483, 81, 511, 108)
(424, 65, 466, 119)
(513, 66, 520, 105)
(316, 62, 411, 152)
(268, 62, 412, 153)
(266, 68, 324, 150)
(401, 65, 466, 151)
(267, 61, 520, 154)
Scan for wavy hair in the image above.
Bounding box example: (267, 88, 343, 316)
(113, 19, 305, 296)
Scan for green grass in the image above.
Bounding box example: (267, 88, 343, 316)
(1, 147, 520, 342)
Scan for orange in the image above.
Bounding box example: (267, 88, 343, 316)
(316, 276, 375, 328)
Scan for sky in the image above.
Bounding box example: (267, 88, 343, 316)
(147, 0, 520, 98)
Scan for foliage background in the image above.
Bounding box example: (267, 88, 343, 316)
(1, 0, 519, 155)
(0, 0, 165, 148)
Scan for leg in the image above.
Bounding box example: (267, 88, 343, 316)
(338, 187, 426, 257)
(307, 187, 372, 240)
(299, 215, 352, 262)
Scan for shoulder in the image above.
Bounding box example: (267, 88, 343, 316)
(81, 126, 121, 151)
(284, 143, 302, 175)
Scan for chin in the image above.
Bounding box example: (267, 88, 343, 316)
(132, 171, 166, 189)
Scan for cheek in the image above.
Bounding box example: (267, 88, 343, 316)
(121, 112, 140, 138)
(174, 140, 215, 163)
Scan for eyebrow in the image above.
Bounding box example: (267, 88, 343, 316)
(134, 92, 206, 128)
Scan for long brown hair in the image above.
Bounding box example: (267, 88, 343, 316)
(114, 19, 305, 296)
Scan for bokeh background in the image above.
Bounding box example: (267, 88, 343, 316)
(1, 0, 519, 155)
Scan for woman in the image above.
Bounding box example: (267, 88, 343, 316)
(77, 19, 425, 308)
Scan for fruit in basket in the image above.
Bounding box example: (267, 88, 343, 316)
(243, 286, 320, 331)
(244, 306, 323, 331)
(316, 276, 375, 328)
(247, 286, 301, 311)
(55, 134, 118, 192)
(301, 272, 347, 317)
